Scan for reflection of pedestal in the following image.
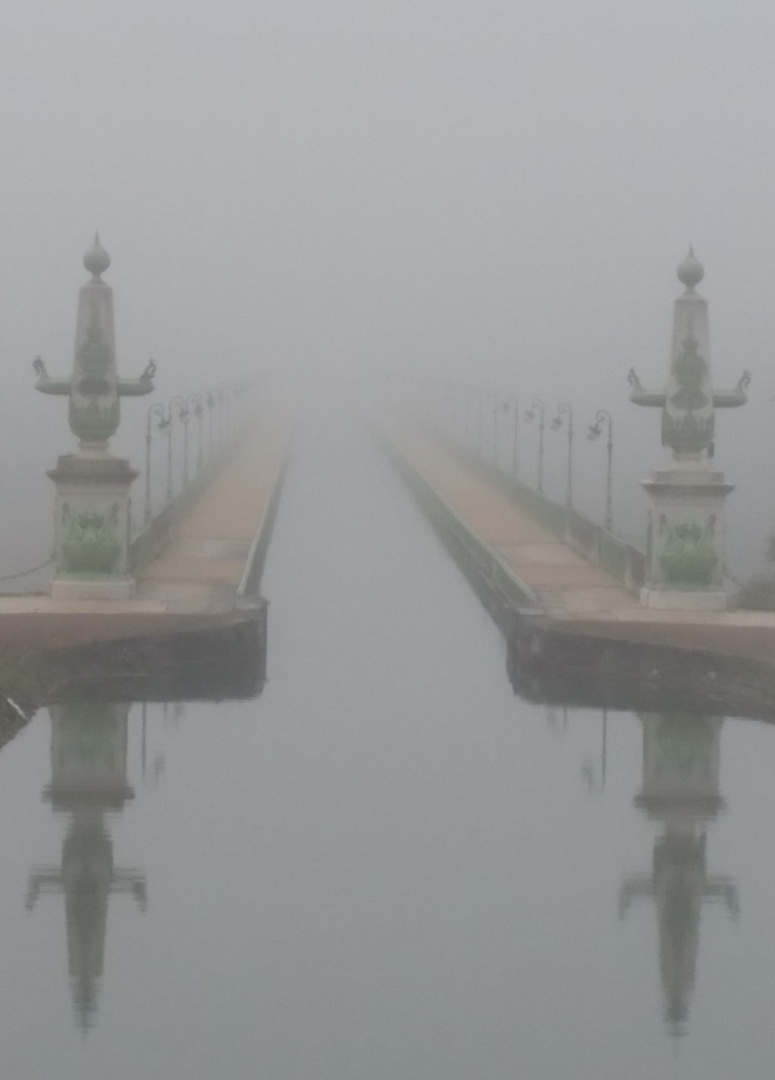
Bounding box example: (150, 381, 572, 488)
(26, 703, 146, 1030)
(48, 455, 138, 601)
(620, 713, 737, 1036)
(641, 464, 732, 610)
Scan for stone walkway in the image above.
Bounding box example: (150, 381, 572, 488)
(395, 430, 636, 616)
(139, 419, 288, 612)
(393, 428, 775, 665)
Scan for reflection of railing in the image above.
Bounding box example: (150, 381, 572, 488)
(142, 379, 252, 526)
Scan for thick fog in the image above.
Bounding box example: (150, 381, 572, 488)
(1, 0, 775, 574)
(6, 6, 775, 1074)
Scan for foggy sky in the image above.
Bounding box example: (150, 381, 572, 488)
(1, 0, 775, 573)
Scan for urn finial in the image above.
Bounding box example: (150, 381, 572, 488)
(677, 245, 704, 291)
(83, 232, 111, 280)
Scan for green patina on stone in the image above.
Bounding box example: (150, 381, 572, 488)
(34, 235, 155, 448)
(659, 522, 717, 587)
(628, 248, 748, 460)
(70, 397, 121, 444)
(61, 511, 121, 576)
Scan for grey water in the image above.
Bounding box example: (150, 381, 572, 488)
(2, 418, 775, 1078)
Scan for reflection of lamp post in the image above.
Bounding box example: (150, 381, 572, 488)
(525, 399, 546, 493)
(588, 409, 614, 531)
(581, 710, 607, 794)
(144, 402, 167, 524)
(551, 402, 574, 510)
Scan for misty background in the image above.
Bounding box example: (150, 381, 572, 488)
(1, 0, 774, 577)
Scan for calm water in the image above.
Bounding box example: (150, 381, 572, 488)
(2, 419, 775, 1078)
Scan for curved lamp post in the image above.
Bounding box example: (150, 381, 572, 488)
(458, 383, 468, 445)
(205, 390, 217, 462)
(237, 377, 253, 431)
(476, 387, 484, 458)
(504, 395, 519, 478)
(143, 381, 248, 525)
(441, 379, 453, 441)
(488, 392, 500, 464)
(231, 379, 249, 439)
(466, 385, 477, 452)
(223, 383, 234, 440)
(216, 386, 225, 452)
(156, 396, 186, 509)
(525, 399, 546, 493)
(588, 409, 614, 531)
(186, 393, 204, 474)
(420, 378, 433, 430)
(144, 402, 168, 524)
(158, 405, 175, 506)
(551, 402, 574, 511)
(169, 396, 188, 489)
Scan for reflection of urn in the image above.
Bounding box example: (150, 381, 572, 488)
(25, 703, 146, 1030)
(620, 713, 738, 1036)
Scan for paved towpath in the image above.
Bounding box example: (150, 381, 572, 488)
(138, 418, 288, 613)
(395, 429, 636, 617)
(392, 428, 775, 665)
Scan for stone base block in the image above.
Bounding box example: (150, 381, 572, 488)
(48, 453, 138, 592)
(640, 465, 732, 608)
(51, 577, 135, 602)
(640, 587, 727, 611)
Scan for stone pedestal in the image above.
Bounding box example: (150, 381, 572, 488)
(48, 455, 137, 602)
(641, 463, 732, 610)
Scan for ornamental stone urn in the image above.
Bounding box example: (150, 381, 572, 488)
(34, 236, 156, 600)
(628, 250, 749, 610)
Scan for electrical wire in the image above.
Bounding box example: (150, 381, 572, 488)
(0, 557, 53, 582)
